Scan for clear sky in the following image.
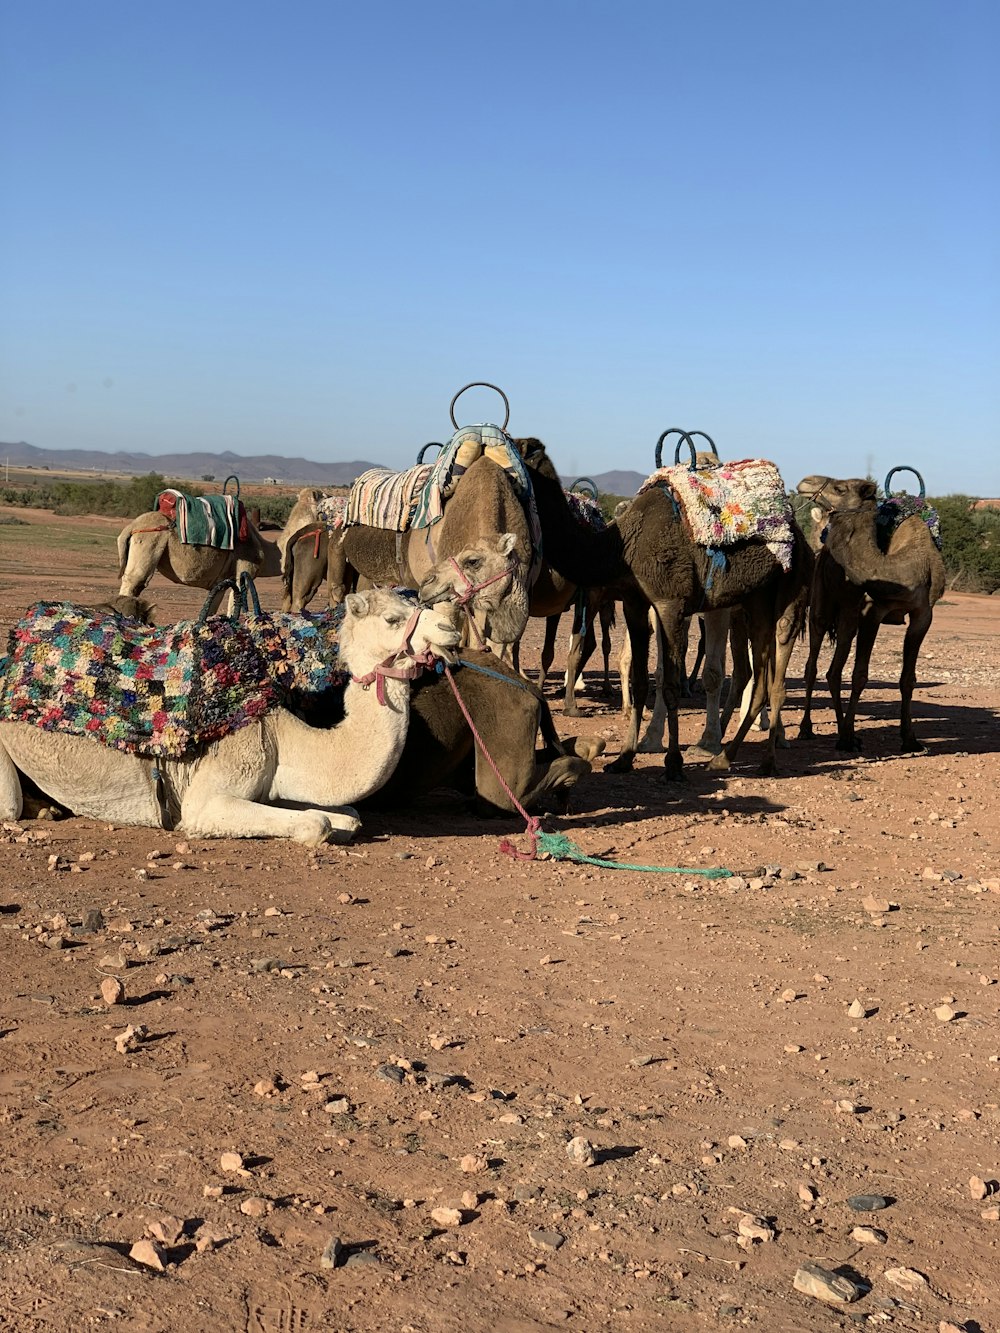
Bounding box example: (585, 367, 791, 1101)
(1, 0, 997, 493)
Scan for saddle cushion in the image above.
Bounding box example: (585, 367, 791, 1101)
(639, 458, 794, 571)
(875, 495, 942, 551)
(316, 494, 348, 532)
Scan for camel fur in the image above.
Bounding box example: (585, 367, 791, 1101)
(278, 489, 354, 612)
(796, 476, 945, 753)
(117, 510, 282, 615)
(0, 590, 461, 845)
(342, 455, 533, 648)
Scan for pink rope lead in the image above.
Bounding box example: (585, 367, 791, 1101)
(447, 557, 517, 653)
(442, 664, 541, 860)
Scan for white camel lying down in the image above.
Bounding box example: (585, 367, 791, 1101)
(0, 590, 461, 845)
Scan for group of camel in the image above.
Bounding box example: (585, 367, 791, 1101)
(0, 434, 945, 844)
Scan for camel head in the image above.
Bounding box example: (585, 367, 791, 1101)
(797, 475, 877, 514)
(512, 437, 559, 481)
(339, 588, 461, 679)
(417, 533, 519, 616)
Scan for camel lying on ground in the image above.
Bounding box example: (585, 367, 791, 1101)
(796, 476, 945, 752)
(297, 647, 604, 814)
(117, 510, 282, 615)
(0, 590, 461, 844)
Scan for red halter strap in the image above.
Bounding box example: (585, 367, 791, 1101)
(349, 606, 438, 706)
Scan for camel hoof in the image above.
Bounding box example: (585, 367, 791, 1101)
(835, 737, 861, 754)
(900, 739, 927, 754)
(662, 757, 685, 782)
(706, 753, 731, 772)
(798, 722, 814, 741)
(637, 738, 665, 754)
(562, 704, 583, 718)
(605, 755, 634, 774)
(570, 738, 606, 762)
(757, 760, 777, 777)
(687, 743, 722, 761)
(776, 735, 791, 750)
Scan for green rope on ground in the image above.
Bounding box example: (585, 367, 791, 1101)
(534, 831, 733, 878)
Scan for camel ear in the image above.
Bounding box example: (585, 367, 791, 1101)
(797, 475, 831, 494)
(497, 532, 517, 556)
(810, 506, 824, 527)
(860, 480, 877, 500)
(344, 592, 369, 618)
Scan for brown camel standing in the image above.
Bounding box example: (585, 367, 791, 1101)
(342, 455, 533, 648)
(517, 439, 812, 779)
(796, 476, 945, 752)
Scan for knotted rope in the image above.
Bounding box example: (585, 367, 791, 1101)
(441, 665, 732, 877)
(350, 606, 438, 706)
(446, 556, 517, 652)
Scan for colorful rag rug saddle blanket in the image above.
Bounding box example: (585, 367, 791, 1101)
(316, 494, 348, 532)
(0, 602, 347, 759)
(565, 490, 607, 530)
(638, 459, 795, 571)
(155, 490, 249, 550)
(875, 495, 942, 552)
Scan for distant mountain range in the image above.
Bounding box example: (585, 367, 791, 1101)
(1, 441, 646, 496)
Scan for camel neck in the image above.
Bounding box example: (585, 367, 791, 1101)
(825, 504, 886, 584)
(529, 467, 627, 587)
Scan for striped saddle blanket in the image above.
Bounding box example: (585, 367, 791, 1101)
(0, 602, 347, 759)
(639, 459, 794, 571)
(345, 466, 433, 532)
(155, 490, 249, 549)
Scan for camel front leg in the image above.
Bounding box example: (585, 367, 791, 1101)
(0, 742, 24, 821)
(607, 596, 652, 773)
(180, 790, 360, 845)
(563, 601, 597, 717)
(798, 608, 826, 740)
(599, 597, 614, 692)
(710, 606, 774, 772)
(841, 606, 882, 752)
(540, 613, 560, 689)
(899, 605, 933, 751)
(637, 617, 666, 752)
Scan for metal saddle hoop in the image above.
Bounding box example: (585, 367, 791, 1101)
(196, 572, 262, 625)
(416, 441, 445, 464)
(884, 465, 926, 499)
(222, 474, 241, 500)
(569, 477, 599, 499)
(655, 428, 717, 471)
(449, 381, 511, 431)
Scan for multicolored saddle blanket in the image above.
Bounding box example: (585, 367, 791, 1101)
(876, 495, 942, 551)
(317, 494, 347, 532)
(345, 466, 432, 532)
(155, 490, 249, 549)
(0, 603, 347, 759)
(639, 459, 794, 571)
(565, 490, 606, 530)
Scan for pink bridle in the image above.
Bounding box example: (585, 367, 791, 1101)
(447, 557, 517, 651)
(349, 605, 439, 706)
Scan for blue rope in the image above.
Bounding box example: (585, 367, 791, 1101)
(453, 657, 535, 692)
(704, 546, 727, 591)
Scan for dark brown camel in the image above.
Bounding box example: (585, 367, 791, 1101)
(517, 439, 812, 778)
(796, 476, 945, 753)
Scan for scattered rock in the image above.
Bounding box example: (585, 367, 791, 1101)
(240, 1197, 271, 1217)
(320, 1235, 344, 1269)
(219, 1151, 245, 1172)
(935, 1004, 959, 1022)
(460, 1154, 488, 1174)
(147, 1214, 185, 1246)
(324, 1097, 350, 1115)
(884, 1267, 928, 1293)
(375, 1064, 405, 1084)
(128, 1238, 167, 1271)
(850, 1226, 887, 1245)
(566, 1136, 597, 1166)
(969, 1176, 996, 1201)
(101, 977, 125, 1006)
(793, 1263, 863, 1304)
(430, 1207, 464, 1227)
(529, 1229, 565, 1251)
(737, 1214, 775, 1242)
(194, 1224, 227, 1253)
(847, 1000, 867, 1019)
(114, 1023, 146, 1055)
(862, 895, 893, 913)
(846, 1194, 890, 1212)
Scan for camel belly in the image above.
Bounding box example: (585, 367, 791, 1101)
(0, 724, 164, 826)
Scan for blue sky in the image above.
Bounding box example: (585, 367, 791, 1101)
(1, 0, 997, 493)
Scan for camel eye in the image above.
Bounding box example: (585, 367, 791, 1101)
(384, 614, 403, 627)
(464, 556, 481, 569)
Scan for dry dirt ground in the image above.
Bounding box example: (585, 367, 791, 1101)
(0, 508, 998, 1333)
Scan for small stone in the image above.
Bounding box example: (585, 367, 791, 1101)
(784, 1044, 804, 1053)
(99, 952, 128, 970)
(430, 1208, 463, 1227)
(850, 1226, 887, 1245)
(836, 1099, 860, 1114)
(566, 1136, 597, 1166)
(129, 1239, 167, 1271)
(982, 1207, 1000, 1221)
(203, 1185, 223, 1199)
(727, 1135, 748, 1150)
(737, 1214, 775, 1242)
(240, 1197, 271, 1217)
(514, 1184, 540, 1202)
(884, 1267, 928, 1293)
(862, 895, 892, 913)
(846, 1194, 890, 1212)
(460, 1190, 478, 1210)
(114, 1023, 146, 1055)
(147, 1214, 185, 1246)
(82, 908, 105, 932)
(969, 1176, 994, 1200)
(219, 1151, 244, 1172)
(101, 977, 125, 1006)
(460, 1154, 488, 1174)
(940, 1323, 970, 1333)
(320, 1235, 344, 1269)
(797, 1184, 817, 1202)
(935, 1004, 959, 1022)
(253, 1078, 280, 1098)
(375, 1064, 405, 1084)
(779, 988, 799, 1002)
(324, 1097, 350, 1115)
(847, 1000, 866, 1019)
(528, 1229, 565, 1251)
(194, 1224, 226, 1253)
(793, 1263, 863, 1304)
